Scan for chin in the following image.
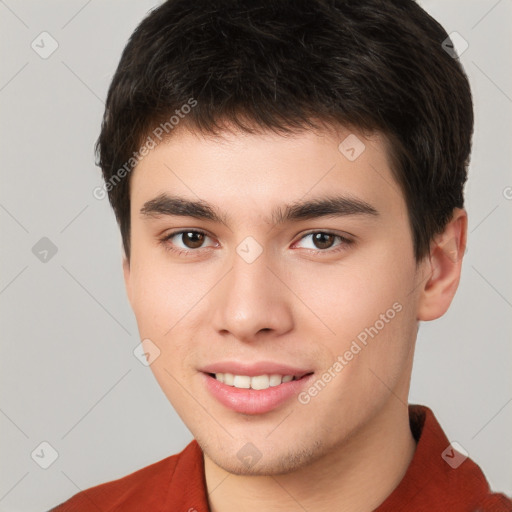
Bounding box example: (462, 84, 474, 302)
(201, 435, 326, 476)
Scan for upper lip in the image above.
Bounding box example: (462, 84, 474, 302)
(200, 361, 313, 378)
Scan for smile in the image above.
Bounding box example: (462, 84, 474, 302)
(210, 373, 306, 390)
(202, 371, 314, 414)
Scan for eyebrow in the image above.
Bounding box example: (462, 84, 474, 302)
(139, 193, 379, 226)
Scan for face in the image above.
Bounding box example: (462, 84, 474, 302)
(123, 123, 431, 475)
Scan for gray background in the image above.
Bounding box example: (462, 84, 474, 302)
(0, 0, 511, 510)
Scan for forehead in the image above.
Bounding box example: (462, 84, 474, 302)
(129, 124, 405, 223)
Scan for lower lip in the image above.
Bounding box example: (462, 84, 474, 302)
(202, 372, 314, 415)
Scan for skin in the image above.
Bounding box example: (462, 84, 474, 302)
(123, 121, 467, 512)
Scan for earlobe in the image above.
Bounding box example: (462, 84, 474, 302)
(417, 208, 468, 321)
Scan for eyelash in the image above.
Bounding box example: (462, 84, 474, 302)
(159, 229, 354, 257)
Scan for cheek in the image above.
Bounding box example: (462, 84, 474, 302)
(129, 260, 208, 378)
(288, 253, 411, 335)
(291, 253, 417, 389)
(130, 259, 193, 335)
(129, 264, 200, 412)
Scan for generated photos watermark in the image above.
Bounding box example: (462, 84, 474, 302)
(298, 301, 403, 405)
(93, 98, 198, 200)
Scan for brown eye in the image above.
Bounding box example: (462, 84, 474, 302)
(311, 232, 336, 250)
(180, 231, 205, 249)
(160, 229, 215, 254)
(294, 231, 353, 254)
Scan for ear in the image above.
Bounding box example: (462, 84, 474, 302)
(123, 255, 133, 308)
(417, 208, 468, 321)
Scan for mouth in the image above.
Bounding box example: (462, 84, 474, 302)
(206, 372, 313, 390)
(201, 369, 315, 415)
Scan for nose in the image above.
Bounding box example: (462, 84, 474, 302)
(211, 245, 294, 343)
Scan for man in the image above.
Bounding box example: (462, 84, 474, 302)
(51, 0, 512, 510)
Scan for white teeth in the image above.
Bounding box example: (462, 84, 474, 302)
(214, 373, 296, 390)
(233, 375, 251, 388)
(269, 374, 283, 386)
(251, 375, 269, 390)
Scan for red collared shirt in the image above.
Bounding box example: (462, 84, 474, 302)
(50, 405, 512, 511)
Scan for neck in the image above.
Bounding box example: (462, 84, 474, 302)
(204, 398, 417, 512)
